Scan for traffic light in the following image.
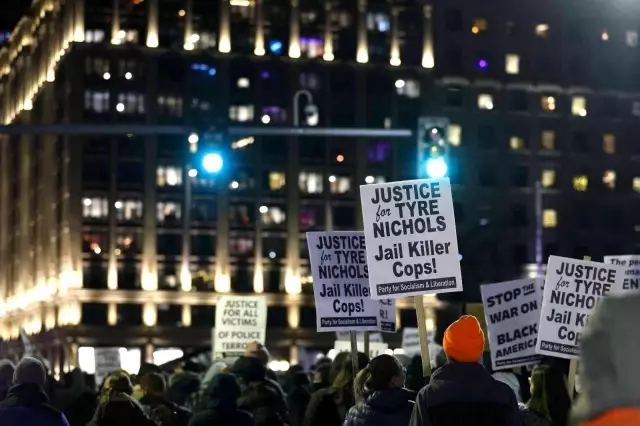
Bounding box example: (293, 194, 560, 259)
(189, 131, 226, 176)
(417, 117, 450, 179)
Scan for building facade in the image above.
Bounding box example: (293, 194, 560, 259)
(1, 0, 640, 372)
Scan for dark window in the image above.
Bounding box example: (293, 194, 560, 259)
(602, 97, 618, 118)
(572, 132, 590, 153)
(230, 204, 254, 227)
(117, 161, 145, 187)
(544, 243, 559, 259)
(300, 205, 324, 229)
(230, 237, 254, 256)
(157, 304, 182, 326)
(83, 260, 108, 289)
(444, 8, 463, 32)
(191, 305, 215, 327)
(191, 235, 215, 256)
(513, 245, 527, 264)
(508, 91, 528, 111)
(82, 303, 107, 326)
(300, 137, 325, 162)
(444, 47, 463, 72)
(191, 200, 216, 222)
(479, 168, 496, 187)
(478, 126, 496, 149)
(366, 141, 391, 163)
(266, 306, 287, 327)
(332, 206, 356, 228)
(445, 87, 463, 107)
(117, 136, 144, 157)
(157, 234, 182, 255)
(118, 260, 140, 290)
(511, 165, 529, 187)
(158, 262, 179, 290)
(117, 303, 142, 326)
(82, 159, 110, 185)
(510, 204, 528, 227)
(263, 237, 286, 259)
(261, 137, 288, 162)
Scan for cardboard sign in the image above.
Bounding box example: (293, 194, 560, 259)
(378, 298, 396, 332)
(334, 340, 389, 359)
(481, 279, 543, 370)
(401, 327, 435, 356)
(360, 178, 462, 299)
(213, 295, 267, 359)
(307, 232, 381, 331)
(335, 332, 383, 342)
(604, 255, 640, 291)
(95, 348, 121, 388)
(536, 256, 626, 360)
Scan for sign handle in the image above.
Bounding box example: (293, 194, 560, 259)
(567, 255, 591, 400)
(363, 331, 370, 358)
(414, 295, 432, 377)
(349, 331, 360, 396)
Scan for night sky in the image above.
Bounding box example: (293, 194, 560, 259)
(0, 1, 31, 32)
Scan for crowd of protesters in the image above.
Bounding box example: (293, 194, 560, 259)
(0, 293, 637, 426)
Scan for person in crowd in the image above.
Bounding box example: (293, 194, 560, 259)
(234, 355, 290, 426)
(311, 363, 331, 392)
(344, 354, 415, 426)
(166, 367, 201, 407)
(329, 352, 350, 383)
(0, 356, 70, 426)
(405, 355, 425, 393)
(245, 342, 285, 397)
(188, 373, 254, 426)
(410, 315, 522, 426)
(287, 371, 312, 426)
(304, 352, 369, 426)
(56, 368, 97, 426)
(139, 372, 192, 426)
(571, 294, 640, 426)
(493, 368, 523, 404)
(520, 363, 570, 426)
(88, 372, 156, 426)
(184, 361, 227, 412)
(0, 360, 15, 401)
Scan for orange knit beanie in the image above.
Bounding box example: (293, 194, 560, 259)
(443, 315, 485, 363)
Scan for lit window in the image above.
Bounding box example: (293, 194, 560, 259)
(601, 31, 609, 41)
(603, 170, 616, 189)
(268, 172, 286, 191)
(396, 79, 420, 98)
(117, 93, 145, 114)
(329, 176, 351, 194)
(543, 209, 557, 228)
(158, 96, 183, 117)
(237, 77, 250, 88)
(541, 170, 556, 188)
(478, 94, 494, 110)
(229, 237, 254, 256)
(157, 166, 182, 187)
(157, 202, 181, 222)
(541, 131, 556, 151)
(573, 175, 588, 192)
(366, 13, 390, 32)
(261, 106, 287, 124)
(535, 24, 549, 38)
(116, 233, 139, 254)
(510, 136, 526, 150)
(572, 97, 587, 117)
(229, 105, 254, 122)
(541, 96, 556, 112)
(85, 30, 105, 43)
(626, 31, 638, 47)
(471, 18, 488, 34)
(448, 124, 462, 146)
(300, 37, 323, 59)
(299, 172, 323, 194)
(84, 91, 110, 113)
(633, 177, 640, 192)
(603, 134, 616, 154)
(115, 200, 143, 221)
(261, 206, 287, 226)
(82, 197, 109, 218)
(505, 54, 519, 74)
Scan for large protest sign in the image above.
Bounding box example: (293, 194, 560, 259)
(360, 178, 462, 299)
(213, 295, 267, 359)
(334, 340, 389, 359)
(604, 255, 640, 291)
(94, 348, 122, 388)
(536, 256, 626, 359)
(481, 279, 543, 370)
(307, 231, 381, 331)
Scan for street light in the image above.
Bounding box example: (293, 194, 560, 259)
(202, 153, 224, 173)
(293, 89, 319, 127)
(425, 157, 448, 178)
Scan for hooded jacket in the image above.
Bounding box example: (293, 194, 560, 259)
(572, 294, 640, 426)
(184, 362, 226, 412)
(187, 373, 254, 426)
(409, 361, 522, 426)
(344, 388, 416, 426)
(0, 383, 70, 426)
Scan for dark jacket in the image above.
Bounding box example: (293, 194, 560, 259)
(188, 372, 254, 426)
(88, 392, 156, 426)
(345, 388, 416, 426)
(0, 383, 70, 426)
(304, 387, 353, 426)
(139, 393, 191, 426)
(287, 373, 312, 426)
(409, 362, 522, 426)
(167, 372, 200, 407)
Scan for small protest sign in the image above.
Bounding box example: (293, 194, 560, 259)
(378, 298, 396, 332)
(307, 231, 381, 331)
(213, 295, 267, 359)
(536, 256, 626, 360)
(334, 340, 389, 359)
(95, 348, 121, 388)
(401, 327, 435, 356)
(604, 255, 640, 291)
(360, 178, 462, 299)
(336, 331, 383, 342)
(481, 278, 543, 370)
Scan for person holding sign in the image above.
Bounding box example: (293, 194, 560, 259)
(409, 316, 522, 426)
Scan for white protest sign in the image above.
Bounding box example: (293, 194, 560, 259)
(604, 255, 640, 292)
(481, 278, 543, 370)
(334, 340, 389, 359)
(94, 348, 121, 388)
(378, 298, 396, 332)
(401, 327, 435, 356)
(360, 178, 462, 299)
(536, 256, 626, 360)
(213, 295, 267, 359)
(307, 231, 380, 332)
(336, 331, 384, 342)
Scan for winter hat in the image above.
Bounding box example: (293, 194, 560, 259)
(0, 360, 15, 390)
(13, 356, 46, 387)
(443, 315, 485, 363)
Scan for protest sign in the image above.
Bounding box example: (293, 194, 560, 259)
(481, 278, 543, 370)
(536, 256, 626, 359)
(334, 340, 389, 359)
(378, 298, 396, 332)
(213, 295, 267, 359)
(401, 327, 435, 357)
(336, 331, 383, 342)
(94, 348, 121, 388)
(307, 231, 380, 332)
(360, 178, 462, 299)
(604, 255, 640, 291)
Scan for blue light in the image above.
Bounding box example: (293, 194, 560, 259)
(426, 158, 448, 178)
(208, 68, 217, 76)
(202, 153, 223, 173)
(269, 40, 283, 55)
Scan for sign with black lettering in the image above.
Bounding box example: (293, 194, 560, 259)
(359, 178, 462, 299)
(334, 340, 389, 359)
(307, 231, 396, 332)
(213, 295, 267, 359)
(536, 256, 625, 360)
(481, 279, 543, 370)
(604, 255, 640, 292)
(95, 348, 121, 389)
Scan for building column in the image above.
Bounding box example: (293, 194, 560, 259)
(254, 0, 265, 56)
(421, 3, 434, 69)
(107, 140, 118, 290)
(285, 136, 301, 294)
(107, 303, 118, 325)
(67, 341, 79, 370)
(73, 0, 85, 42)
(253, 141, 264, 293)
(287, 304, 300, 364)
(180, 169, 192, 291)
(18, 115, 33, 296)
(141, 139, 158, 291)
(181, 304, 191, 327)
(144, 341, 154, 364)
(322, 0, 333, 61)
(356, 0, 368, 63)
(389, 7, 401, 66)
(218, 0, 231, 53)
(288, 0, 300, 58)
(143, 302, 157, 326)
(0, 136, 8, 301)
(215, 182, 231, 292)
(111, 0, 121, 44)
(146, 0, 159, 48)
(183, 0, 194, 50)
